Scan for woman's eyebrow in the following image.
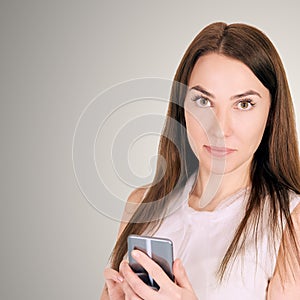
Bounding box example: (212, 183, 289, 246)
(230, 90, 262, 99)
(189, 85, 215, 98)
(189, 85, 262, 99)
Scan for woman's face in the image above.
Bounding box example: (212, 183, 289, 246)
(184, 53, 271, 176)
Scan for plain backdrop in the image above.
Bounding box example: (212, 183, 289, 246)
(1, 1, 300, 299)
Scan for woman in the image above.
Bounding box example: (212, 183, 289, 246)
(101, 22, 300, 299)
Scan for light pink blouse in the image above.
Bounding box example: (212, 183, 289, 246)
(152, 173, 300, 299)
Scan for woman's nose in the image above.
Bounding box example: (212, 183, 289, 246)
(208, 109, 233, 138)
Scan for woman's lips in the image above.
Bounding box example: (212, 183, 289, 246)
(204, 145, 236, 157)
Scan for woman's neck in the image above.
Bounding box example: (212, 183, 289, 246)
(189, 165, 250, 211)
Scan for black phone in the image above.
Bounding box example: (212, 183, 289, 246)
(127, 234, 174, 290)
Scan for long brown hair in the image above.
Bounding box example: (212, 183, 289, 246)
(111, 22, 300, 280)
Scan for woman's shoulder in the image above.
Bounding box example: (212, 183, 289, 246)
(267, 190, 300, 297)
(288, 190, 300, 232)
(289, 190, 300, 222)
(289, 190, 300, 212)
(117, 185, 150, 238)
(123, 185, 151, 218)
(127, 185, 150, 204)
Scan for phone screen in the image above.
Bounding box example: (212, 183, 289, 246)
(127, 234, 174, 290)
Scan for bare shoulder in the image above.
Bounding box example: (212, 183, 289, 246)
(127, 186, 149, 204)
(117, 186, 150, 237)
(267, 201, 300, 299)
(290, 196, 300, 234)
(291, 200, 300, 223)
(123, 186, 149, 218)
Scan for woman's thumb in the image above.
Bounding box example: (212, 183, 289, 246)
(173, 259, 193, 291)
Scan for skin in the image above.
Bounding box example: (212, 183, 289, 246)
(101, 53, 300, 299)
(102, 251, 197, 300)
(184, 53, 270, 210)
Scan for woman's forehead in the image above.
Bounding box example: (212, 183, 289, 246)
(188, 53, 269, 98)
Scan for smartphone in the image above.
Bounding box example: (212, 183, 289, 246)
(127, 234, 174, 290)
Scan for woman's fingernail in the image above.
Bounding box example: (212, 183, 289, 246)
(117, 275, 123, 282)
(132, 250, 140, 258)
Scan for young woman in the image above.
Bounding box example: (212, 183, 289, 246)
(101, 22, 300, 299)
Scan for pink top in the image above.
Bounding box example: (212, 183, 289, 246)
(152, 173, 300, 299)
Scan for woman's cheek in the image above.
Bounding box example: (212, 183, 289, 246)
(186, 121, 205, 159)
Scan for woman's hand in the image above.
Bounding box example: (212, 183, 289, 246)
(103, 267, 125, 299)
(120, 250, 198, 300)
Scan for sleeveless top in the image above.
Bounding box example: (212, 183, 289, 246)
(151, 173, 300, 300)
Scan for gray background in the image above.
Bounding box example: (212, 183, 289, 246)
(1, 1, 299, 299)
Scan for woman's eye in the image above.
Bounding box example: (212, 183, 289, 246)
(193, 96, 211, 108)
(237, 100, 255, 110)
